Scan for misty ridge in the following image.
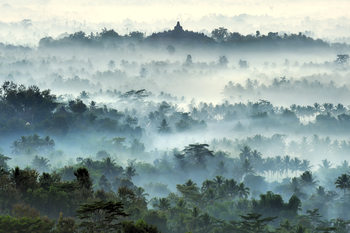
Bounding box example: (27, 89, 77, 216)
(24, 21, 348, 53)
(2, 21, 350, 232)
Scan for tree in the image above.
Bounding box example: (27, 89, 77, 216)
(213, 176, 224, 187)
(211, 27, 229, 42)
(0, 154, 10, 171)
(38, 172, 60, 190)
(300, 171, 317, 188)
(306, 208, 322, 227)
(185, 54, 192, 65)
(238, 213, 276, 233)
(242, 159, 254, 176)
(31, 156, 51, 173)
(12, 134, 55, 155)
(124, 162, 137, 180)
(335, 54, 349, 65)
(11, 167, 38, 193)
(55, 212, 77, 233)
(176, 179, 201, 203)
(335, 174, 350, 194)
(320, 159, 332, 169)
(183, 144, 214, 167)
(98, 175, 112, 192)
(155, 198, 170, 211)
(69, 99, 87, 114)
(101, 157, 123, 179)
(239, 146, 252, 161)
(237, 182, 250, 199)
(239, 59, 248, 69)
(76, 200, 128, 232)
(74, 167, 93, 199)
(0, 81, 57, 123)
(0, 215, 54, 233)
(122, 219, 160, 233)
(287, 195, 301, 216)
(166, 45, 175, 54)
(254, 191, 285, 216)
(129, 31, 144, 41)
(219, 56, 228, 67)
(158, 119, 170, 133)
(11, 203, 40, 218)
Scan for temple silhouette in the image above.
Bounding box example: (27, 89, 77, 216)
(147, 21, 213, 44)
(173, 21, 184, 32)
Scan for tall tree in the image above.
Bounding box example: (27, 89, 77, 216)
(77, 200, 128, 232)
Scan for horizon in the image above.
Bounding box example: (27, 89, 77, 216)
(1, 0, 350, 46)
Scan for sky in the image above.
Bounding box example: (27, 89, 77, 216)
(0, 0, 349, 46)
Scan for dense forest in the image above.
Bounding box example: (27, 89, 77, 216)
(0, 17, 350, 232)
(38, 22, 334, 51)
(1, 80, 350, 232)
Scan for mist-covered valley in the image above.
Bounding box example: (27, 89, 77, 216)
(1, 17, 350, 232)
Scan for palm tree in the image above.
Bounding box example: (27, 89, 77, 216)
(158, 119, 170, 133)
(251, 150, 263, 173)
(237, 183, 250, 199)
(283, 155, 291, 176)
(201, 179, 215, 193)
(239, 146, 251, 162)
(274, 156, 283, 178)
(124, 162, 137, 180)
(31, 156, 50, 172)
(291, 157, 301, 176)
(300, 171, 317, 188)
(319, 159, 332, 169)
(335, 174, 350, 194)
(289, 177, 306, 199)
(213, 176, 224, 187)
(102, 157, 123, 178)
(98, 175, 112, 192)
(300, 160, 311, 171)
(223, 179, 238, 197)
(263, 157, 274, 178)
(290, 177, 299, 191)
(242, 159, 254, 177)
(134, 187, 149, 201)
(157, 198, 170, 211)
(339, 160, 349, 173)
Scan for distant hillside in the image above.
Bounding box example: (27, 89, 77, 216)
(37, 21, 348, 51)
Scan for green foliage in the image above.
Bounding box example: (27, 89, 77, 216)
(0, 81, 57, 123)
(55, 213, 77, 233)
(0, 154, 10, 171)
(122, 219, 160, 233)
(0, 215, 54, 233)
(238, 213, 277, 233)
(12, 134, 55, 155)
(69, 99, 87, 114)
(335, 174, 350, 193)
(77, 200, 128, 232)
(182, 144, 214, 168)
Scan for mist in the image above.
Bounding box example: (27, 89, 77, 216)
(1, 2, 350, 232)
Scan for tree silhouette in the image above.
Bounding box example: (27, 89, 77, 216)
(158, 119, 170, 133)
(77, 200, 128, 232)
(335, 174, 350, 194)
(183, 144, 214, 167)
(239, 213, 276, 233)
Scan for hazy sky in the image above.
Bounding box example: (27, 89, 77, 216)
(0, 0, 349, 45)
(1, 0, 349, 21)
